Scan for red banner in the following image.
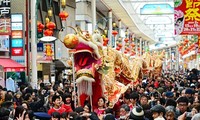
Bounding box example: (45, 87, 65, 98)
(174, 0, 200, 35)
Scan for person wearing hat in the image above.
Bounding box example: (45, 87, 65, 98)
(185, 88, 194, 107)
(150, 105, 165, 120)
(129, 106, 146, 120)
(165, 91, 174, 99)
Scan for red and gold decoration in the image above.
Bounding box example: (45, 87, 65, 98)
(59, 0, 69, 21)
(37, 21, 45, 33)
(103, 37, 109, 46)
(112, 30, 118, 37)
(46, 21, 56, 30)
(44, 43, 54, 61)
(59, 11, 69, 21)
(44, 29, 53, 36)
(63, 34, 79, 49)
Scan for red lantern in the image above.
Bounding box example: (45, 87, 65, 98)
(103, 38, 109, 46)
(59, 11, 69, 21)
(130, 52, 135, 56)
(116, 47, 121, 51)
(125, 47, 130, 51)
(137, 47, 140, 51)
(178, 46, 183, 51)
(44, 29, 53, 36)
(124, 38, 129, 43)
(112, 30, 118, 37)
(117, 43, 123, 48)
(46, 22, 56, 30)
(37, 21, 44, 33)
(124, 50, 128, 54)
(131, 43, 135, 47)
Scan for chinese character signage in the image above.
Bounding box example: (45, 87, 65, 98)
(174, 0, 200, 35)
(0, 0, 11, 18)
(11, 48, 23, 56)
(43, 43, 54, 61)
(0, 0, 11, 35)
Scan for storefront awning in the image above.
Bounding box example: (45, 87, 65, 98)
(0, 58, 25, 72)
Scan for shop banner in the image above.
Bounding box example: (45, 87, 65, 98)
(174, 0, 200, 35)
(0, 0, 11, 35)
(0, 35, 9, 51)
(43, 43, 54, 61)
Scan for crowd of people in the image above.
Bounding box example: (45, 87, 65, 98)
(0, 69, 200, 120)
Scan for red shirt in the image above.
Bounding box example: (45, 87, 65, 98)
(48, 107, 66, 115)
(61, 104, 73, 113)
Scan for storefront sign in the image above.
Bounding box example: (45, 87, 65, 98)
(0, 0, 11, 18)
(0, 18, 11, 35)
(11, 48, 23, 56)
(37, 43, 43, 52)
(0, 35, 9, 51)
(11, 30, 23, 38)
(11, 39, 23, 47)
(141, 4, 173, 15)
(11, 23, 23, 30)
(174, 0, 200, 35)
(43, 43, 54, 61)
(11, 13, 24, 58)
(11, 14, 23, 22)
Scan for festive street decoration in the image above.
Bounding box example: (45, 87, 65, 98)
(37, 21, 45, 33)
(112, 30, 118, 37)
(46, 21, 56, 30)
(59, 11, 69, 21)
(44, 29, 53, 36)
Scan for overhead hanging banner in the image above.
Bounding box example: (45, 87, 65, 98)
(174, 1, 200, 35)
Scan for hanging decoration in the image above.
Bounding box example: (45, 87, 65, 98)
(46, 21, 56, 30)
(112, 30, 118, 37)
(124, 38, 129, 43)
(59, 11, 69, 21)
(61, 0, 66, 9)
(37, 21, 45, 33)
(44, 29, 53, 36)
(103, 37, 109, 46)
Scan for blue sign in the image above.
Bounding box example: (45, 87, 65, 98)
(11, 39, 23, 47)
(140, 4, 173, 15)
(37, 43, 43, 52)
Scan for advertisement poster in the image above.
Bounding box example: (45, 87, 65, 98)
(174, 0, 200, 35)
(43, 43, 54, 61)
(0, 35, 9, 51)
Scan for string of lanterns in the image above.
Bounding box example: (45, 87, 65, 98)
(37, 0, 69, 36)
